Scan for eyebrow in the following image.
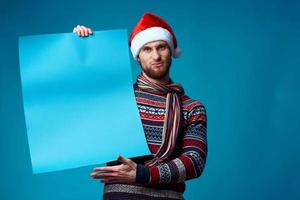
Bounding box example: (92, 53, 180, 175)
(143, 42, 168, 49)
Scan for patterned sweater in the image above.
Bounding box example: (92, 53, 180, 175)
(103, 84, 207, 200)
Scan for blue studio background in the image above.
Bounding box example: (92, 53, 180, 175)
(0, 0, 299, 199)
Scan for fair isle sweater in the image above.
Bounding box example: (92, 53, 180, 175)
(103, 84, 207, 200)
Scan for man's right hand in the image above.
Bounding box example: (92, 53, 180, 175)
(73, 25, 93, 37)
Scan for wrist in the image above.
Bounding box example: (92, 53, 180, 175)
(136, 164, 150, 183)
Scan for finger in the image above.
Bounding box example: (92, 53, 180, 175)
(83, 29, 87, 36)
(80, 25, 89, 37)
(80, 25, 87, 36)
(93, 166, 118, 172)
(90, 172, 117, 179)
(117, 155, 128, 164)
(73, 25, 80, 33)
(73, 27, 80, 36)
(80, 27, 86, 37)
(91, 169, 118, 176)
(77, 25, 84, 37)
(101, 178, 121, 184)
(117, 155, 135, 168)
(102, 176, 133, 184)
(87, 28, 93, 34)
(75, 25, 82, 36)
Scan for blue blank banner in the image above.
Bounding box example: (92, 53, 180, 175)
(19, 30, 150, 174)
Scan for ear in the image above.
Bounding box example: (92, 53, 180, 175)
(136, 56, 141, 64)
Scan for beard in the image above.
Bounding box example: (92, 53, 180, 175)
(141, 59, 172, 80)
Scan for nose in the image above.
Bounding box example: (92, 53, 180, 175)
(152, 49, 161, 60)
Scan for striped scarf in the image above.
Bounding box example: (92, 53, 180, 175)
(136, 74, 184, 166)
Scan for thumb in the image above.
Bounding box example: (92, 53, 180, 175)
(117, 155, 135, 168)
(117, 155, 128, 164)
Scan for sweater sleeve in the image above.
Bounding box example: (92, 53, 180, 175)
(147, 104, 207, 184)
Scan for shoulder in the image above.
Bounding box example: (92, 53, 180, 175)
(181, 94, 207, 125)
(181, 95, 206, 113)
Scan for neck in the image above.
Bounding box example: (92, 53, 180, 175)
(142, 72, 170, 85)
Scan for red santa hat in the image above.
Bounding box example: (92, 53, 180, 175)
(129, 12, 181, 60)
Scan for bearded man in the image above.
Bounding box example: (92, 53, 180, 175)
(73, 12, 208, 200)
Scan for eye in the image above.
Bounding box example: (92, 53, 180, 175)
(142, 47, 152, 53)
(158, 44, 167, 50)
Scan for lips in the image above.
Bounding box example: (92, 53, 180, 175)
(151, 62, 163, 67)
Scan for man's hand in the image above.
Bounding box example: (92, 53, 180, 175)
(90, 155, 137, 184)
(73, 25, 93, 37)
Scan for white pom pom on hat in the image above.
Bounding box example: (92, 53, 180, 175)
(129, 12, 181, 60)
(173, 47, 181, 58)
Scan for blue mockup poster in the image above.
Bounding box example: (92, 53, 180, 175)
(19, 30, 150, 174)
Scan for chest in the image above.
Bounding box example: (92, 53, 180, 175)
(136, 101, 188, 150)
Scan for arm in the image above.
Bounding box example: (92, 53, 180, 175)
(90, 104, 207, 184)
(138, 104, 207, 184)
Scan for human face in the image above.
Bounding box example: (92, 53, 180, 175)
(137, 40, 172, 82)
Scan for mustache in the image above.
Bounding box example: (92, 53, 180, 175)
(151, 61, 163, 65)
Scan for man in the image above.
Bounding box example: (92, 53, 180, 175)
(73, 12, 207, 200)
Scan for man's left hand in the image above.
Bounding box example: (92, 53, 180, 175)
(90, 155, 137, 184)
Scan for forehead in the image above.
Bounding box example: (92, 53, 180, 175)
(142, 40, 169, 48)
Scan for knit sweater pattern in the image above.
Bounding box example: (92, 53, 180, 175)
(103, 84, 207, 200)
